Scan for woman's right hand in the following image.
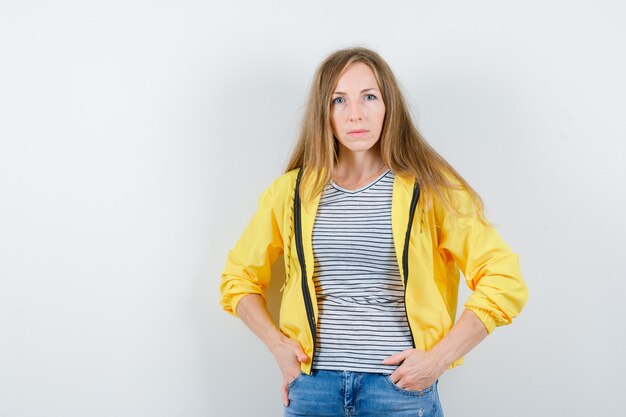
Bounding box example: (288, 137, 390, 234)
(234, 295, 309, 407)
(268, 333, 309, 407)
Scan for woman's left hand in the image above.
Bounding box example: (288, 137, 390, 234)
(382, 349, 448, 391)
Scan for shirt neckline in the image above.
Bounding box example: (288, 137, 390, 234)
(330, 169, 391, 194)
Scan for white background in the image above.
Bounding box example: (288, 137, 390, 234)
(1, 1, 625, 416)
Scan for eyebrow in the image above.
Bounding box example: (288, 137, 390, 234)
(332, 88, 378, 95)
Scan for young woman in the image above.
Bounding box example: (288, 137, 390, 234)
(220, 46, 528, 417)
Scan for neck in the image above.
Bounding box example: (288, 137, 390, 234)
(333, 145, 387, 185)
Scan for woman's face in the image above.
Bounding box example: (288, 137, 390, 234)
(330, 62, 386, 158)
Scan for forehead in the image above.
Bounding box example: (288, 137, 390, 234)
(334, 62, 379, 90)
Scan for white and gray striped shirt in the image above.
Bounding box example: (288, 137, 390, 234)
(311, 169, 414, 374)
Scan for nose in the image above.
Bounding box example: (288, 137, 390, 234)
(349, 101, 362, 121)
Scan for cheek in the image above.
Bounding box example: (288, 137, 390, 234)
(330, 110, 341, 128)
(367, 102, 384, 119)
(375, 109, 386, 130)
(329, 114, 339, 137)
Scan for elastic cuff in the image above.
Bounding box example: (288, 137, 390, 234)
(465, 306, 497, 334)
(220, 294, 241, 318)
(227, 291, 265, 318)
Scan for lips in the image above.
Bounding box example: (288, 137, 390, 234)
(347, 129, 369, 138)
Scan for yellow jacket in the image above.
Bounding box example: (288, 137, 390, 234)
(220, 168, 528, 374)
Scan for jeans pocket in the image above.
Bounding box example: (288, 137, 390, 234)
(287, 371, 305, 389)
(384, 375, 433, 397)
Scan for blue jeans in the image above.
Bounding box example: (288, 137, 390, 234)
(284, 369, 443, 417)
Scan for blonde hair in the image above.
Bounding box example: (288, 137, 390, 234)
(285, 46, 489, 223)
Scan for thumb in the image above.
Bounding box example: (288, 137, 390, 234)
(382, 348, 413, 365)
(282, 383, 289, 407)
(293, 345, 309, 363)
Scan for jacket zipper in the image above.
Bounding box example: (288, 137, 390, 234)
(402, 180, 420, 349)
(293, 171, 419, 364)
(294, 169, 317, 368)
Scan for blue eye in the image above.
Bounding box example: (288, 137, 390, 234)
(332, 97, 344, 104)
(365, 94, 377, 100)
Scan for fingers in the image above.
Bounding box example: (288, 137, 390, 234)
(389, 364, 405, 384)
(392, 374, 431, 391)
(290, 341, 309, 363)
(282, 383, 289, 407)
(382, 354, 398, 365)
(296, 351, 309, 363)
(389, 373, 398, 384)
(382, 348, 411, 365)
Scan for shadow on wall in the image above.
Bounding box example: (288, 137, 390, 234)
(266, 254, 286, 325)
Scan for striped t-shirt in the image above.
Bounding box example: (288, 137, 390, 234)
(310, 169, 414, 374)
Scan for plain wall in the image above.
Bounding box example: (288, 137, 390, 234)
(1, 1, 624, 416)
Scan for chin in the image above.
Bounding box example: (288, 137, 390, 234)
(348, 146, 376, 153)
(339, 138, 379, 153)
(346, 142, 379, 153)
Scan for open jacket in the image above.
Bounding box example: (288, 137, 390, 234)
(220, 168, 528, 374)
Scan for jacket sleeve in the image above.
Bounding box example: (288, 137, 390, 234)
(219, 183, 284, 317)
(436, 187, 529, 334)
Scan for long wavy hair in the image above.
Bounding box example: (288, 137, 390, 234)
(285, 46, 488, 223)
